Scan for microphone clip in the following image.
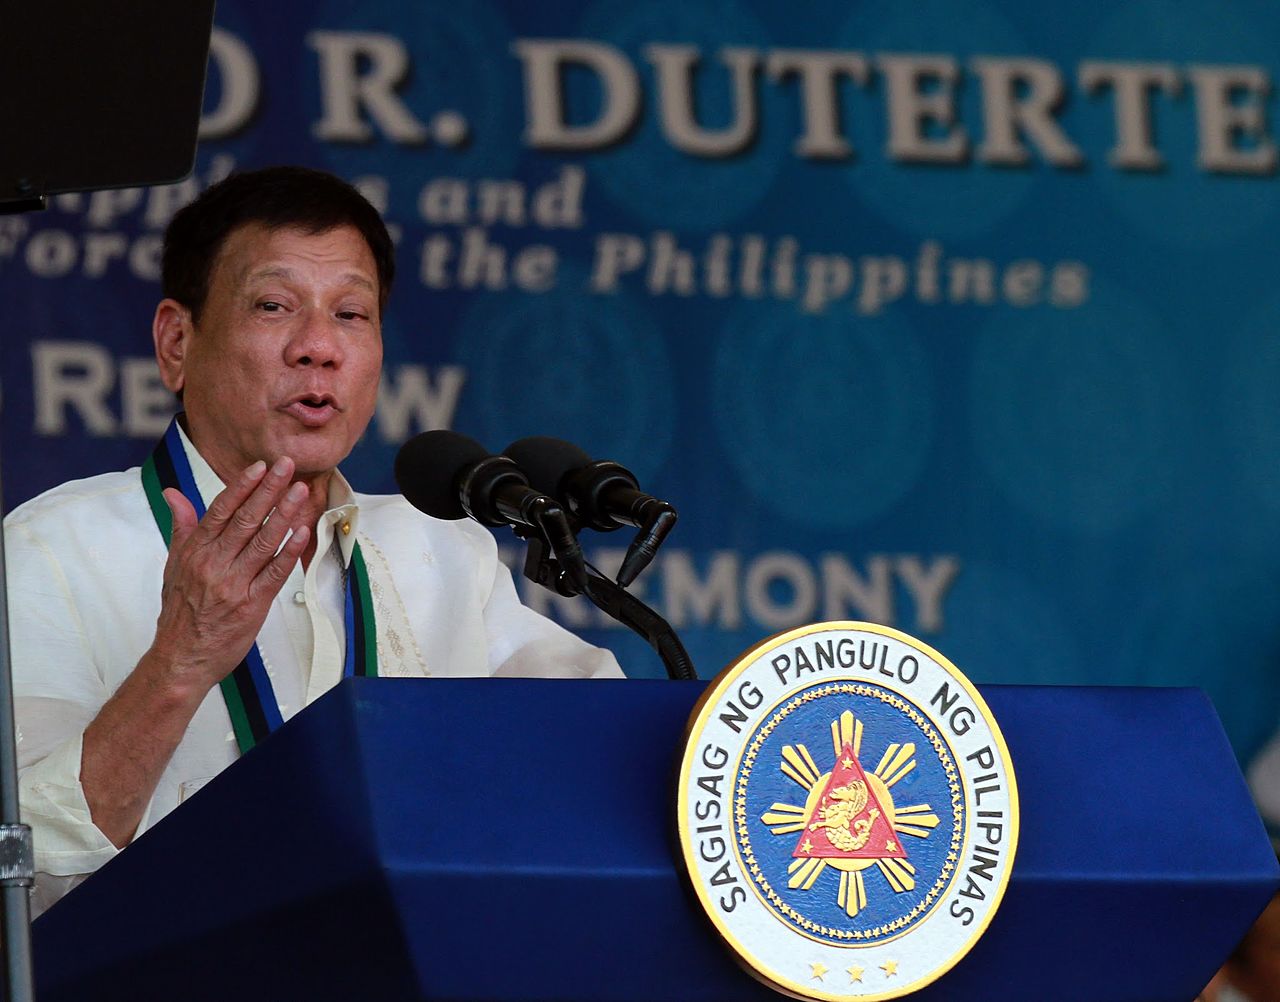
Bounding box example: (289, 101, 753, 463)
(521, 533, 586, 598)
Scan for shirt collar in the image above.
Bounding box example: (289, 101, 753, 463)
(174, 419, 361, 565)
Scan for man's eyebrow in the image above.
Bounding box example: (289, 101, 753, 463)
(244, 265, 376, 292)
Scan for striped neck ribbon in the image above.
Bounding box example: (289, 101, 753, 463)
(140, 417, 377, 754)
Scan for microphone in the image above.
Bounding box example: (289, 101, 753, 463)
(394, 431, 589, 591)
(395, 430, 537, 527)
(503, 436, 676, 586)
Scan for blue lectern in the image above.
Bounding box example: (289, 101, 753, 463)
(30, 678, 1280, 1001)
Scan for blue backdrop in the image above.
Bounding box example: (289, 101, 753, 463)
(4, 0, 1280, 763)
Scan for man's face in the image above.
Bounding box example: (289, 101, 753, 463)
(158, 223, 383, 483)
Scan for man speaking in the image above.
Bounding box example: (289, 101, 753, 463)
(6, 166, 621, 914)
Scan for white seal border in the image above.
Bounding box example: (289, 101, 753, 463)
(676, 621, 1020, 1002)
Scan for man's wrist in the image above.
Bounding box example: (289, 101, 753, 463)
(132, 644, 218, 713)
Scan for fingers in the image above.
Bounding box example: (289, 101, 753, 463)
(192, 457, 311, 567)
(249, 523, 311, 602)
(168, 455, 317, 589)
(162, 488, 198, 546)
(197, 458, 273, 544)
(226, 457, 297, 547)
(233, 479, 308, 575)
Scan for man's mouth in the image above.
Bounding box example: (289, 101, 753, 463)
(283, 394, 340, 426)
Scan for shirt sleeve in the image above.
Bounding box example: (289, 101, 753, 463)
(479, 550, 625, 680)
(6, 520, 127, 909)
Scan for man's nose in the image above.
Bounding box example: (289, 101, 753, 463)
(285, 311, 344, 367)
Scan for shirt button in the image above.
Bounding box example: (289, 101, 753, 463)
(293, 591, 306, 605)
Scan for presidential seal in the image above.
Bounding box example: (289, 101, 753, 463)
(676, 622, 1018, 1001)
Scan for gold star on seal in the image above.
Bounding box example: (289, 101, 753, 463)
(799, 837, 814, 854)
(842, 756, 854, 768)
(881, 959, 899, 977)
(847, 965, 864, 983)
(810, 962, 828, 981)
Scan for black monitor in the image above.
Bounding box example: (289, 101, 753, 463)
(0, 0, 216, 204)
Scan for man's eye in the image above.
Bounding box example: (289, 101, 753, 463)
(258, 301, 284, 312)
(337, 310, 368, 321)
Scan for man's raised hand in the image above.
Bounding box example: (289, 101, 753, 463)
(150, 455, 312, 698)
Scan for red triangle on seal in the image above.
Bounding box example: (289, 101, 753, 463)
(792, 743, 907, 860)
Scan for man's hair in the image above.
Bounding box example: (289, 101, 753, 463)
(161, 165, 396, 320)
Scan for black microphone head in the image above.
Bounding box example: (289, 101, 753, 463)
(503, 436, 592, 496)
(504, 436, 641, 532)
(395, 430, 490, 519)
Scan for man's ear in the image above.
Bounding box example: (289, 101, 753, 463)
(153, 299, 193, 395)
